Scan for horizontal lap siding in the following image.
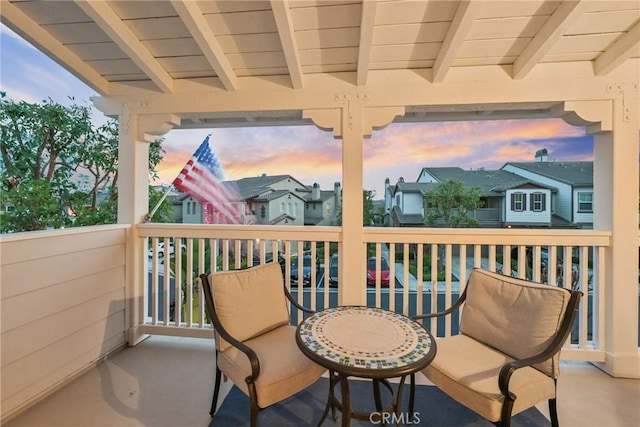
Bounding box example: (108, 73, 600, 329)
(0, 226, 128, 422)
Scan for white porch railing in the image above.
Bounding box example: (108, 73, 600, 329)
(137, 224, 611, 363)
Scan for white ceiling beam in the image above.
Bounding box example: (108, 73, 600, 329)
(432, 1, 482, 83)
(512, 1, 586, 80)
(357, 0, 377, 86)
(171, 1, 237, 91)
(594, 21, 640, 76)
(0, 0, 110, 94)
(270, 0, 304, 89)
(75, 0, 174, 93)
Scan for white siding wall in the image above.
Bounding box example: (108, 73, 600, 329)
(417, 171, 438, 183)
(269, 178, 304, 192)
(502, 165, 575, 221)
(403, 192, 425, 215)
(504, 189, 552, 224)
(0, 226, 128, 422)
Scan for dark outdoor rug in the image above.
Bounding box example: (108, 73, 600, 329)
(208, 377, 550, 426)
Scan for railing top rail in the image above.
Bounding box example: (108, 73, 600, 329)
(363, 227, 611, 246)
(137, 223, 342, 241)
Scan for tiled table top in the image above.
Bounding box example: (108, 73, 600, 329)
(297, 306, 432, 371)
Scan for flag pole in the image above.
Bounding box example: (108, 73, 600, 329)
(144, 184, 174, 223)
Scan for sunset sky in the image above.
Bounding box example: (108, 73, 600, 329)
(1, 25, 593, 198)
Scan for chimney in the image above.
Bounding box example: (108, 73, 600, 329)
(312, 183, 320, 200)
(535, 148, 548, 162)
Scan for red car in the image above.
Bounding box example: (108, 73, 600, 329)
(367, 257, 391, 286)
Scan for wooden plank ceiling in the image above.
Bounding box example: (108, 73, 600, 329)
(2, 0, 639, 126)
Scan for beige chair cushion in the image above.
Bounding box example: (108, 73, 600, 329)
(460, 269, 570, 377)
(217, 325, 326, 408)
(424, 334, 556, 422)
(209, 262, 290, 352)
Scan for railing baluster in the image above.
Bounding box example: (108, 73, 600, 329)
(430, 243, 438, 335)
(444, 244, 452, 336)
(402, 243, 410, 316)
(175, 239, 183, 326)
(416, 244, 424, 318)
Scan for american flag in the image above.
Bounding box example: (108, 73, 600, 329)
(173, 135, 244, 224)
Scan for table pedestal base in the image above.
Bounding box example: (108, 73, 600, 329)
(315, 370, 415, 427)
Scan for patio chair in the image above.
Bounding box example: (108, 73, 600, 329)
(414, 268, 581, 427)
(199, 262, 326, 427)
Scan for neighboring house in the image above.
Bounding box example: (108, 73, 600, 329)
(236, 174, 308, 226)
(384, 178, 433, 227)
(386, 166, 559, 228)
(501, 160, 594, 229)
(181, 194, 203, 224)
(387, 148, 602, 229)
(176, 174, 341, 226)
(302, 182, 342, 226)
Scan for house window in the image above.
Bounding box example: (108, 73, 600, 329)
(186, 202, 191, 215)
(325, 203, 331, 214)
(578, 192, 593, 212)
(531, 192, 546, 212)
(280, 202, 285, 212)
(511, 192, 526, 212)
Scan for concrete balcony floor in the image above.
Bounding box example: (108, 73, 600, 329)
(5, 336, 639, 427)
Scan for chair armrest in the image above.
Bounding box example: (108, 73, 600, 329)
(413, 290, 467, 321)
(213, 318, 262, 384)
(498, 290, 582, 398)
(283, 284, 315, 314)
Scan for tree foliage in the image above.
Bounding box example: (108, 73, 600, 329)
(0, 94, 171, 232)
(336, 189, 378, 226)
(424, 179, 482, 227)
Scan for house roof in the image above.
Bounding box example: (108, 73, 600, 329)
(253, 189, 291, 202)
(303, 190, 335, 203)
(502, 161, 594, 186)
(3, 1, 637, 127)
(391, 206, 424, 226)
(394, 181, 433, 194)
(268, 213, 295, 225)
(420, 167, 538, 196)
(226, 174, 304, 200)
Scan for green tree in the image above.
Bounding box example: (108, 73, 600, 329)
(0, 94, 171, 232)
(424, 179, 482, 227)
(336, 189, 377, 226)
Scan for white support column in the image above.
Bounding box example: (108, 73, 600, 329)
(339, 95, 366, 305)
(586, 84, 640, 378)
(118, 108, 180, 345)
(305, 97, 403, 306)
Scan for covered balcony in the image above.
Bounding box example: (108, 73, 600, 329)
(1, 0, 639, 424)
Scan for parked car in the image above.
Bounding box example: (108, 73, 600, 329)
(366, 257, 390, 286)
(252, 253, 286, 267)
(290, 253, 319, 286)
(328, 253, 339, 287)
(147, 241, 186, 258)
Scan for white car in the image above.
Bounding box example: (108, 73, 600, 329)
(148, 241, 186, 258)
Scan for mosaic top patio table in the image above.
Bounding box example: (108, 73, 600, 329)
(296, 305, 436, 427)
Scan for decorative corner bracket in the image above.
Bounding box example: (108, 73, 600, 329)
(137, 114, 181, 143)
